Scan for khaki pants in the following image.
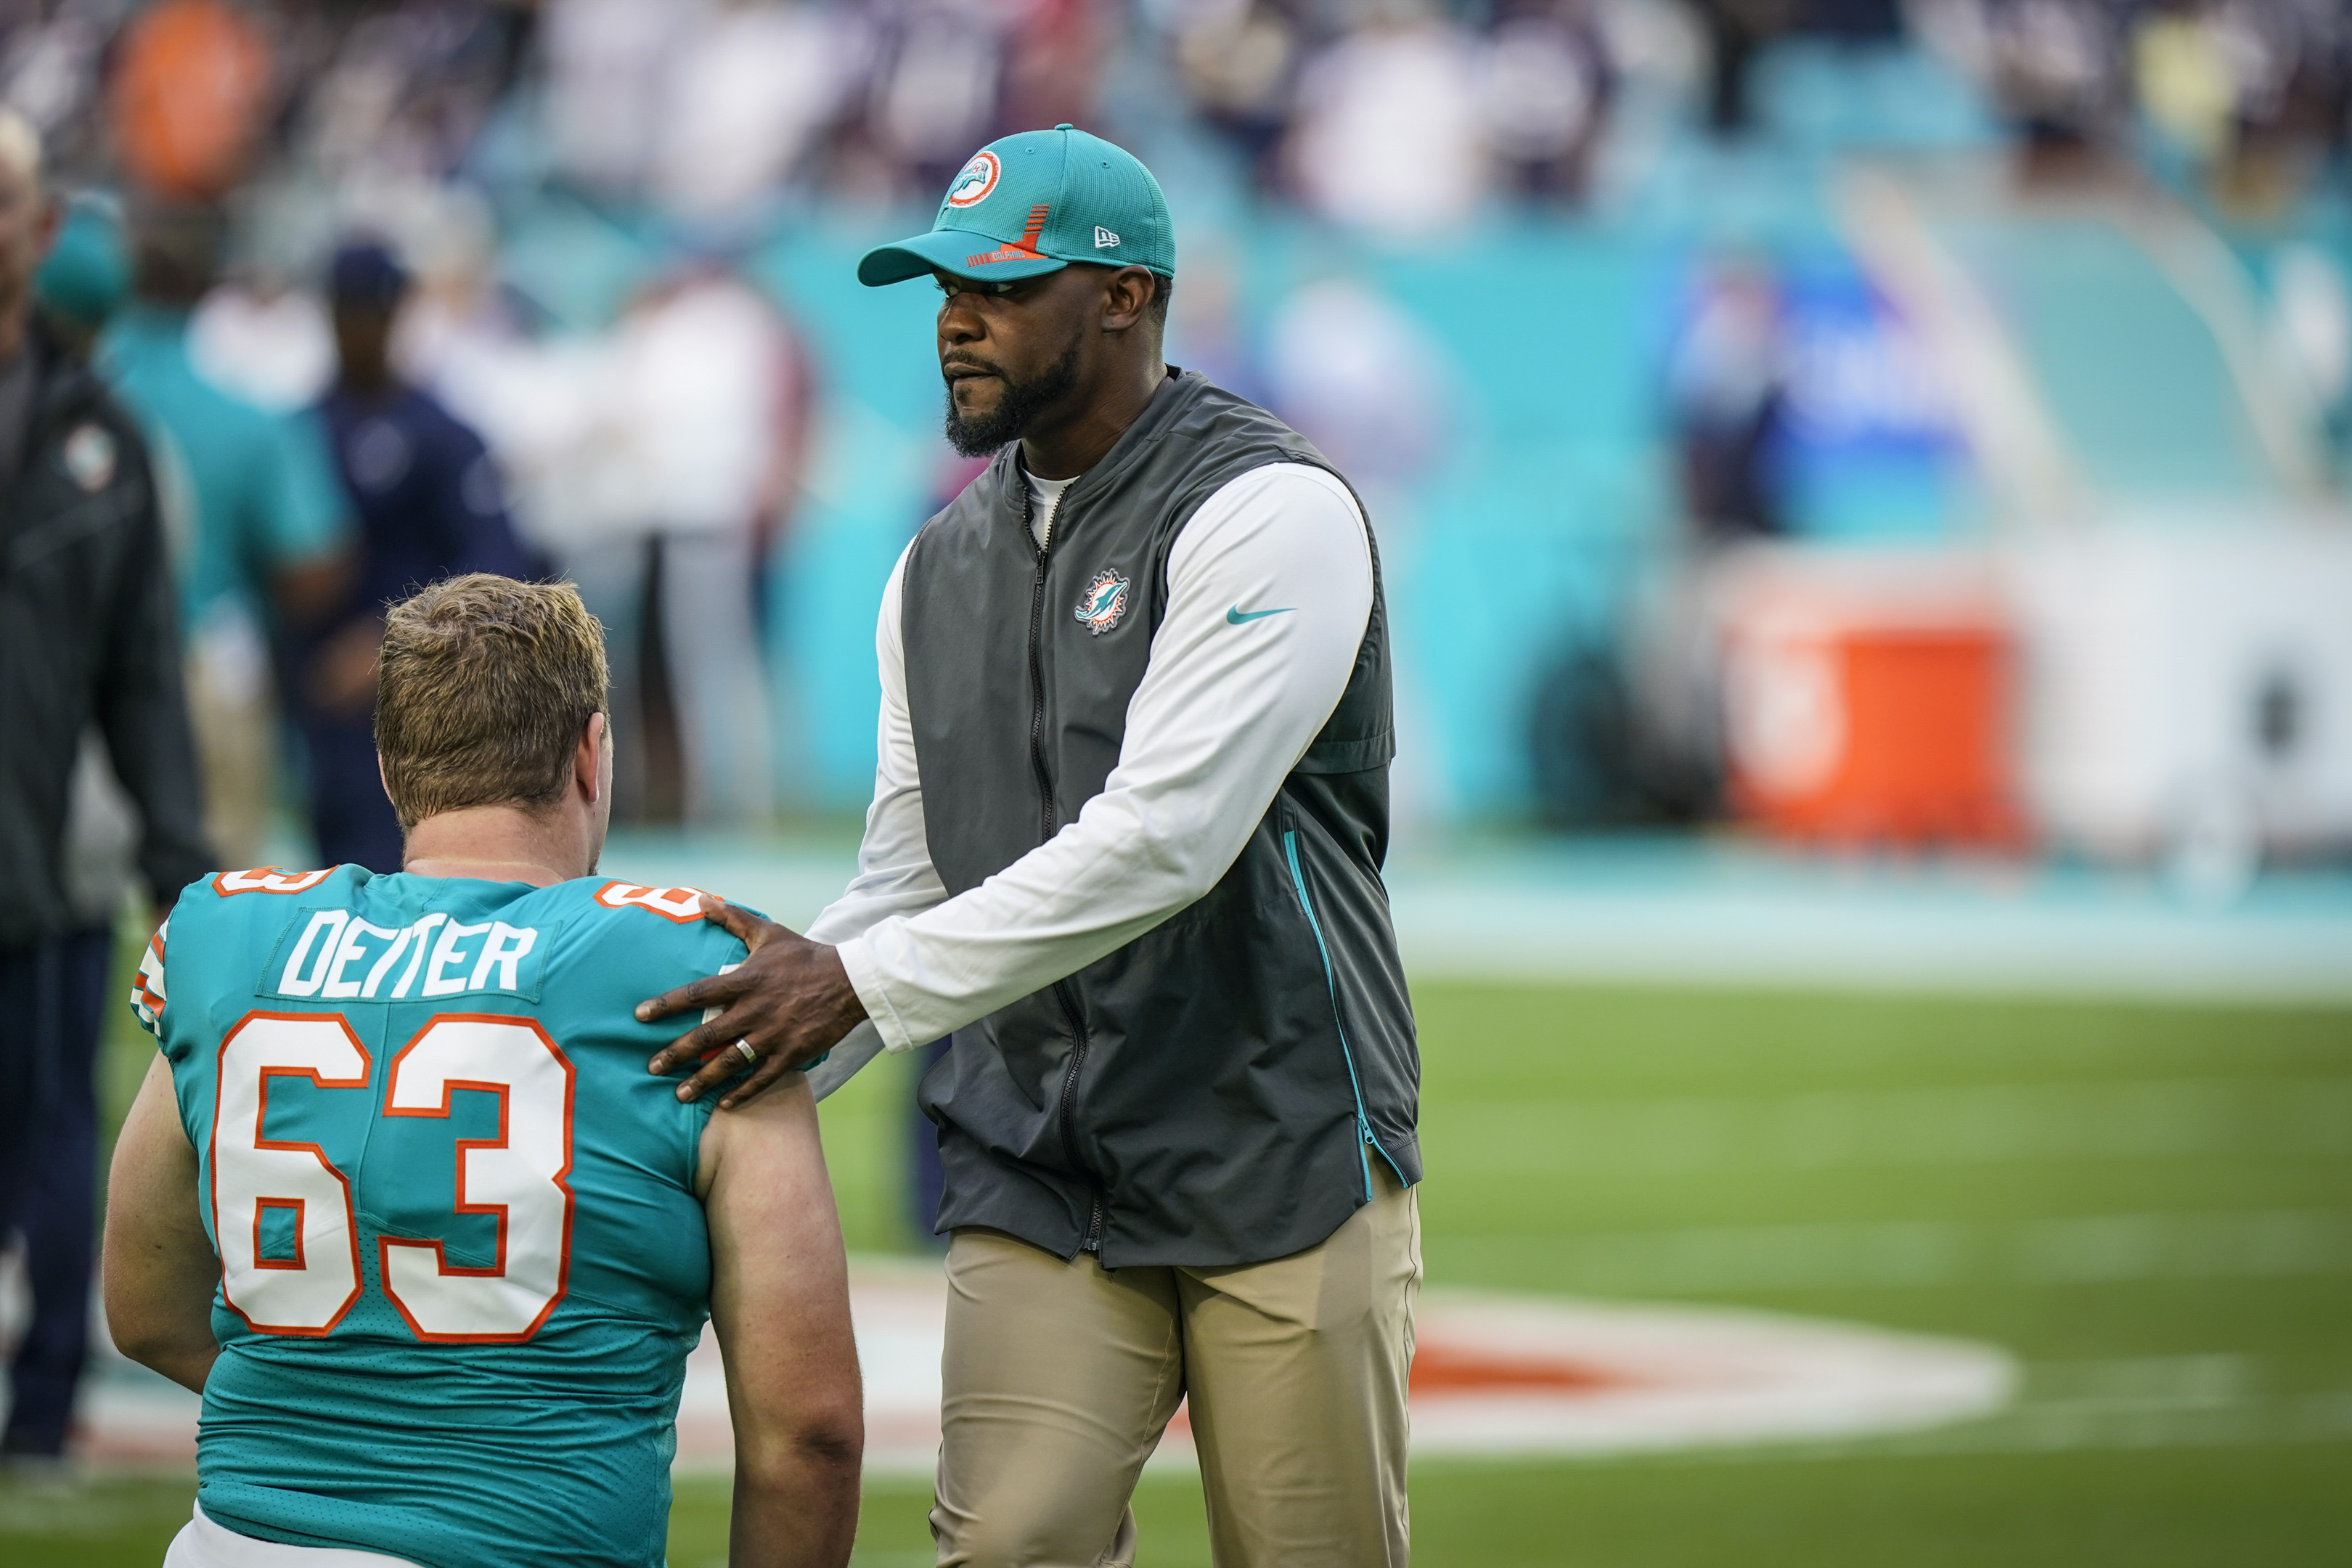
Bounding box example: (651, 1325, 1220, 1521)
(185, 633, 273, 873)
(932, 1164, 1419, 1568)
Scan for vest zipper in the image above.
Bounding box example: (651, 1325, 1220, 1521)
(1034, 515, 1063, 841)
(1024, 473, 1108, 1255)
(1055, 978, 1105, 1256)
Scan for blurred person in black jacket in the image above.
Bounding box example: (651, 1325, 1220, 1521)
(299, 240, 536, 872)
(0, 108, 209, 1469)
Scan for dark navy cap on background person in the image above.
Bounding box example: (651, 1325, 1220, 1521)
(857, 124, 1175, 287)
(330, 240, 409, 309)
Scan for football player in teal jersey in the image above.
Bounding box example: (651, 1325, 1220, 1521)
(102, 576, 860, 1568)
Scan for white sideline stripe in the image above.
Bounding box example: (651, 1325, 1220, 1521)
(1435, 1210, 2352, 1293)
(1386, 878, 2352, 1001)
(1489, 1357, 2352, 1467)
(1431, 1079, 2352, 1175)
(2019, 1211, 2352, 1283)
(594, 838, 2352, 1004)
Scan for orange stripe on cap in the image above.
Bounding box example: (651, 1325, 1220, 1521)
(966, 205, 1051, 268)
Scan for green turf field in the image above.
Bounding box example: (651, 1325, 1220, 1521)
(9, 978, 2348, 1565)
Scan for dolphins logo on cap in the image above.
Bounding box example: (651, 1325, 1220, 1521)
(945, 151, 1001, 208)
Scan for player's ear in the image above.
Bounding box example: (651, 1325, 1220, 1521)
(576, 713, 607, 804)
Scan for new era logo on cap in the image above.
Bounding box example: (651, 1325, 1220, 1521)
(1095, 225, 1119, 249)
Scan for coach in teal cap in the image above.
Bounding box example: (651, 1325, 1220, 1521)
(662, 115, 1417, 1568)
(858, 123, 1175, 286)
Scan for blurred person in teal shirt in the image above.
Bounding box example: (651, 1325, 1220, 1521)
(96, 202, 351, 869)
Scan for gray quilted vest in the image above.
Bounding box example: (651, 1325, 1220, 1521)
(900, 370, 1419, 1267)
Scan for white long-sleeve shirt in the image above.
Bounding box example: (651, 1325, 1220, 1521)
(803, 461, 1373, 1097)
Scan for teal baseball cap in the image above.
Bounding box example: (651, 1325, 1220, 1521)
(857, 124, 1175, 288)
(36, 193, 130, 330)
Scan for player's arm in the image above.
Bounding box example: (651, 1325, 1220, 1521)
(696, 1074, 862, 1568)
(103, 1055, 221, 1394)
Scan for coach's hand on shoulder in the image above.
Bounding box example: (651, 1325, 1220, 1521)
(638, 897, 868, 1111)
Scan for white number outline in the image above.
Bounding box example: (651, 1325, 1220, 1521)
(377, 1013, 577, 1344)
(211, 1011, 371, 1336)
(213, 867, 337, 896)
(207, 1010, 576, 1345)
(592, 881, 710, 922)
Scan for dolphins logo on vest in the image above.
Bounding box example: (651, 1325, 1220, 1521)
(1075, 568, 1130, 636)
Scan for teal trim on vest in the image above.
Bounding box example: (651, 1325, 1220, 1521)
(1284, 828, 1406, 1200)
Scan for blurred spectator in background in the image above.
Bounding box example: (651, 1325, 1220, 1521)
(562, 267, 807, 825)
(1291, 0, 1487, 234)
(1265, 274, 1451, 507)
(1988, 0, 2131, 169)
(1002, 0, 1108, 139)
(1909, 0, 2131, 173)
(99, 202, 350, 870)
(0, 109, 209, 1469)
(2131, 0, 2352, 217)
(542, 0, 679, 198)
(290, 1, 528, 187)
(1173, 0, 1302, 192)
(1694, 0, 1799, 136)
(298, 239, 536, 873)
(651, 1, 862, 229)
(1671, 255, 1787, 543)
(1482, 0, 1614, 203)
(546, 0, 857, 219)
(187, 266, 336, 414)
(865, 0, 1016, 197)
(107, 0, 273, 202)
(1609, 253, 1797, 837)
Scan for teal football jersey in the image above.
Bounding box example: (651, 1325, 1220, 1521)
(134, 866, 751, 1568)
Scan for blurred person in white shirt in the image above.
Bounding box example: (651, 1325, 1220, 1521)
(542, 0, 685, 197)
(564, 269, 809, 826)
(1264, 274, 1450, 507)
(1480, 0, 1614, 205)
(653, 0, 864, 226)
(1289, 0, 1489, 234)
(867, 0, 1013, 194)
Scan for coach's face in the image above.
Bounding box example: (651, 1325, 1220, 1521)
(935, 263, 1157, 460)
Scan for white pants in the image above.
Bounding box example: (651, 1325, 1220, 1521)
(162, 1502, 423, 1568)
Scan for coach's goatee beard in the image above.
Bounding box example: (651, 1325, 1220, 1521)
(944, 334, 1084, 459)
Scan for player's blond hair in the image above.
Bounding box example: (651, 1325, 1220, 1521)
(376, 574, 609, 831)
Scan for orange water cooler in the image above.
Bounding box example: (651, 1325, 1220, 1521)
(1716, 547, 2020, 847)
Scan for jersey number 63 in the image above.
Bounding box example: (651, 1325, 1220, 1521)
(210, 1011, 576, 1342)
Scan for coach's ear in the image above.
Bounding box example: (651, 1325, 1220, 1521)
(576, 712, 608, 804)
